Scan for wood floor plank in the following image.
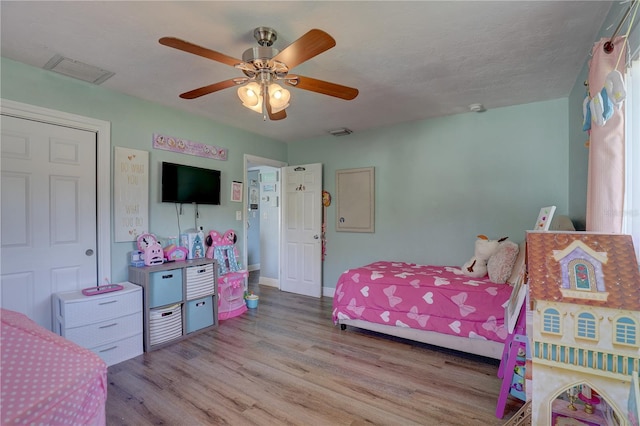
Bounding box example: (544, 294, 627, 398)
(106, 282, 523, 425)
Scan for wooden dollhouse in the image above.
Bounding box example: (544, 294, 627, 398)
(526, 231, 640, 425)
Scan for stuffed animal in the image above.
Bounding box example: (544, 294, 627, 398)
(461, 235, 508, 278)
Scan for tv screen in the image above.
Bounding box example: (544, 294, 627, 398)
(161, 162, 221, 205)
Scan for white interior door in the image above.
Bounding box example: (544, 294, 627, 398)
(281, 163, 322, 297)
(1, 115, 97, 329)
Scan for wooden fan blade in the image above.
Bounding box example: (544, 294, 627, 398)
(159, 37, 241, 67)
(179, 78, 242, 99)
(266, 99, 287, 121)
(285, 75, 359, 100)
(271, 29, 336, 70)
(268, 109, 287, 121)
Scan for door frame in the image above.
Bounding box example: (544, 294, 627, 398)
(242, 154, 287, 289)
(1, 98, 112, 283)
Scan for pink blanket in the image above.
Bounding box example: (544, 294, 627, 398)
(0, 309, 107, 425)
(332, 261, 513, 343)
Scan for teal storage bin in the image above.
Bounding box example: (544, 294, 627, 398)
(186, 296, 214, 333)
(149, 269, 183, 308)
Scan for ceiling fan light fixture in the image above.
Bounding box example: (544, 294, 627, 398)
(268, 83, 290, 113)
(238, 82, 262, 111)
(160, 27, 358, 121)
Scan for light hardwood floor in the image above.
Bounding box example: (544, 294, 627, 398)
(106, 279, 523, 425)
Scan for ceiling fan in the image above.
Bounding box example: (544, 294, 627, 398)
(159, 27, 359, 121)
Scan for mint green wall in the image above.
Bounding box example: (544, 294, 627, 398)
(568, 1, 636, 230)
(0, 57, 573, 293)
(289, 99, 569, 290)
(1, 57, 287, 284)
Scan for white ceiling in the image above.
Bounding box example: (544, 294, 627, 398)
(1, 1, 614, 143)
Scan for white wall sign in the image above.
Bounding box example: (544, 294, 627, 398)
(114, 147, 149, 242)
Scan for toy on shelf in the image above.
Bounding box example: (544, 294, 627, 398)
(136, 233, 164, 266)
(180, 230, 205, 260)
(205, 229, 248, 320)
(163, 236, 188, 262)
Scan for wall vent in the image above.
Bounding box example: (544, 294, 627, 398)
(328, 128, 353, 137)
(43, 54, 114, 85)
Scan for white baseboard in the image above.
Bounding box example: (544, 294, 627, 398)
(259, 276, 279, 288)
(253, 275, 336, 298)
(248, 263, 260, 271)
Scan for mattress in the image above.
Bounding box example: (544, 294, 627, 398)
(332, 261, 514, 343)
(0, 308, 108, 425)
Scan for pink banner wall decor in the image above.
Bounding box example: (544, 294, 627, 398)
(586, 36, 627, 233)
(152, 133, 227, 161)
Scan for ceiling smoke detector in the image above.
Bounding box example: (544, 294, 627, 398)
(469, 103, 486, 113)
(328, 128, 353, 137)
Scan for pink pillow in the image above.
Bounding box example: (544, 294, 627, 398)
(487, 241, 519, 284)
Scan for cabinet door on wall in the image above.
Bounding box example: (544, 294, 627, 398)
(336, 167, 375, 233)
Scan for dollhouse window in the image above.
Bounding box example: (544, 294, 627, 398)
(568, 259, 595, 291)
(576, 312, 598, 341)
(542, 308, 561, 335)
(614, 316, 638, 346)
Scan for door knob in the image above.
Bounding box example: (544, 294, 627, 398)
(314, 235, 319, 239)
(85, 249, 94, 256)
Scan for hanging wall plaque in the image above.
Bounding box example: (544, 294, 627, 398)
(152, 133, 227, 161)
(114, 147, 149, 242)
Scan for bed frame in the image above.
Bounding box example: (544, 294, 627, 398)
(338, 318, 504, 359)
(335, 213, 577, 361)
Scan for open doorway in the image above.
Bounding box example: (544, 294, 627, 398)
(243, 155, 286, 294)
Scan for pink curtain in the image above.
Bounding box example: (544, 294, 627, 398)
(586, 36, 627, 233)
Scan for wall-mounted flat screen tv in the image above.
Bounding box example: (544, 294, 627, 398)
(161, 162, 221, 205)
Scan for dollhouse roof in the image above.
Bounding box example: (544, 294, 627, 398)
(526, 232, 640, 311)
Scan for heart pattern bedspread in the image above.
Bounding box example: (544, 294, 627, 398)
(332, 261, 513, 343)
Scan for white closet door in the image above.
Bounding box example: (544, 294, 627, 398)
(1, 115, 97, 330)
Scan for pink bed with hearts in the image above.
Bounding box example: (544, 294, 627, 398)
(332, 261, 513, 343)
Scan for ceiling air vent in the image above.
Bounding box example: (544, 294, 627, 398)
(43, 54, 114, 85)
(328, 128, 353, 137)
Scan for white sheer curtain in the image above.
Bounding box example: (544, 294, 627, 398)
(622, 59, 640, 263)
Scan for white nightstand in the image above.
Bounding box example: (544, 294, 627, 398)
(52, 281, 143, 366)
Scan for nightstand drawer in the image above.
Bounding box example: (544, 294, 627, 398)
(58, 287, 142, 328)
(64, 312, 142, 347)
(90, 334, 143, 366)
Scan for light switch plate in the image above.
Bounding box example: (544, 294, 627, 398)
(235, 211, 242, 221)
